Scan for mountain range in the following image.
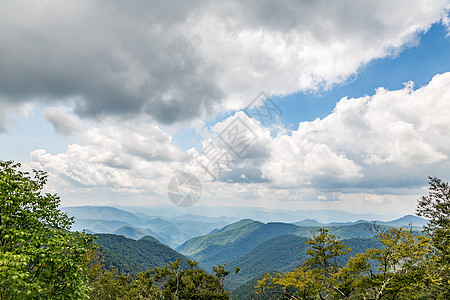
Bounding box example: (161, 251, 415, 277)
(63, 206, 426, 248)
(116, 205, 402, 223)
(62, 206, 229, 248)
(175, 219, 387, 288)
(69, 206, 428, 297)
(294, 214, 428, 228)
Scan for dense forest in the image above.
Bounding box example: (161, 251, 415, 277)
(1, 160, 449, 299)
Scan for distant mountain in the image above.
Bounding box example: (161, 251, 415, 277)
(328, 220, 370, 226)
(62, 206, 148, 226)
(118, 205, 400, 223)
(380, 214, 428, 227)
(112, 226, 148, 240)
(294, 214, 428, 228)
(70, 219, 131, 233)
(94, 234, 189, 275)
(142, 218, 229, 247)
(63, 206, 230, 248)
(294, 219, 324, 226)
(168, 214, 238, 224)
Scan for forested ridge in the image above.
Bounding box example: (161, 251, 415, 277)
(1, 161, 449, 299)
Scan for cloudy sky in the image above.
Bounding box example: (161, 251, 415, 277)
(1, 0, 450, 217)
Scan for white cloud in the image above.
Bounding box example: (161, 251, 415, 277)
(261, 72, 450, 189)
(30, 116, 190, 197)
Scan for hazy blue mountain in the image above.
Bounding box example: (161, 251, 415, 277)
(140, 218, 229, 248)
(295, 223, 395, 239)
(70, 219, 131, 233)
(94, 234, 189, 275)
(295, 214, 428, 228)
(112, 226, 149, 240)
(294, 219, 324, 226)
(63, 206, 231, 248)
(328, 220, 370, 226)
(62, 206, 149, 226)
(118, 205, 400, 223)
(379, 214, 428, 227)
(168, 214, 238, 224)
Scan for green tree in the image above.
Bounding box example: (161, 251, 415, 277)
(256, 226, 433, 299)
(416, 176, 450, 299)
(336, 226, 433, 299)
(89, 257, 234, 300)
(153, 259, 231, 300)
(0, 161, 96, 299)
(256, 228, 351, 299)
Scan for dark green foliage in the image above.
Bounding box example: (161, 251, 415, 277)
(228, 234, 309, 288)
(89, 258, 232, 300)
(94, 234, 189, 275)
(231, 272, 283, 299)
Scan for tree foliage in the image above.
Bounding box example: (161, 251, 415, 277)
(256, 228, 351, 299)
(416, 176, 450, 299)
(0, 161, 96, 299)
(88, 254, 237, 300)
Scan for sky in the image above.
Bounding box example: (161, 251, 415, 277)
(1, 0, 450, 217)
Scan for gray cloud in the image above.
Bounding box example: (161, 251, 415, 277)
(0, 0, 447, 128)
(0, 0, 222, 124)
(0, 98, 33, 132)
(42, 107, 82, 136)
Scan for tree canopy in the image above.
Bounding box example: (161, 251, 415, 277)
(0, 160, 96, 299)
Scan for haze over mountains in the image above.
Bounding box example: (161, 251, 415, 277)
(62, 206, 229, 248)
(62, 206, 426, 248)
(115, 205, 402, 223)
